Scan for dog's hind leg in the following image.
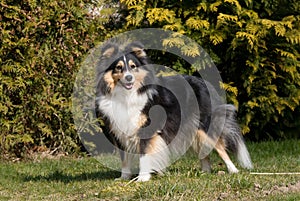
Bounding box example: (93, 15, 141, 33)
(192, 130, 214, 172)
(200, 156, 212, 173)
(214, 139, 239, 173)
(210, 104, 253, 171)
(193, 129, 238, 173)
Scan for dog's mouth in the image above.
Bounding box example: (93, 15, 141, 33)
(121, 82, 134, 90)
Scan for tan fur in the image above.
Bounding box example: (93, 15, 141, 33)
(141, 132, 170, 177)
(116, 60, 124, 69)
(192, 129, 216, 153)
(214, 139, 231, 162)
(145, 133, 165, 154)
(128, 59, 136, 68)
(138, 114, 148, 128)
(102, 46, 116, 58)
(145, 133, 159, 154)
(192, 129, 239, 173)
(133, 69, 148, 88)
(131, 47, 146, 58)
(103, 70, 115, 91)
(112, 73, 122, 85)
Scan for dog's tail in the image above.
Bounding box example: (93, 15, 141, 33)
(209, 104, 253, 169)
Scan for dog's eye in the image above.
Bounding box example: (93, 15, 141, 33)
(130, 64, 136, 69)
(116, 65, 122, 71)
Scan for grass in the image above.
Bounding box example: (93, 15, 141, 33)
(0, 140, 299, 201)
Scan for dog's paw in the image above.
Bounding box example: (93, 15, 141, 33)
(225, 161, 239, 174)
(228, 167, 239, 174)
(136, 173, 151, 182)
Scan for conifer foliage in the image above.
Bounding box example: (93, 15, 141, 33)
(0, 0, 112, 156)
(1, 0, 299, 156)
(120, 0, 300, 139)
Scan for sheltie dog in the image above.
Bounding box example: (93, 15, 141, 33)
(95, 42, 253, 181)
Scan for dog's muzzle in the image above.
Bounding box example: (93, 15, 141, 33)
(121, 72, 135, 90)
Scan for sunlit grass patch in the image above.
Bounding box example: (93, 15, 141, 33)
(0, 140, 299, 200)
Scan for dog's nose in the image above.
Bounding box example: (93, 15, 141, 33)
(125, 74, 133, 82)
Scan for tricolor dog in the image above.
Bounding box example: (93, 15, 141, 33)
(95, 42, 252, 181)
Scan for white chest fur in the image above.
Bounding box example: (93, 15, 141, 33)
(97, 86, 150, 147)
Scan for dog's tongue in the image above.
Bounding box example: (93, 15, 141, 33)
(124, 83, 133, 90)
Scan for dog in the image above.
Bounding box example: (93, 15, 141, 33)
(95, 41, 253, 181)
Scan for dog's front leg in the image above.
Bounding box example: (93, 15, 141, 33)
(137, 154, 153, 182)
(119, 152, 134, 180)
(137, 134, 170, 182)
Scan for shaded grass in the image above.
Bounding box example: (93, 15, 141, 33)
(0, 140, 299, 200)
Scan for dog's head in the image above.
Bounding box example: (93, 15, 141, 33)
(98, 42, 150, 93)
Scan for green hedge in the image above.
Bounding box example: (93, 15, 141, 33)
(118, 0, 300, 140)
(0, 0, 113, 156)
(1, 0, 299, 157)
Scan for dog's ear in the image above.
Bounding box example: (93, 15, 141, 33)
(125, 42, 147, 58)
(101, 43, 118, 59)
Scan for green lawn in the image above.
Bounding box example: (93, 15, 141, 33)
(0, 140, 299, 201)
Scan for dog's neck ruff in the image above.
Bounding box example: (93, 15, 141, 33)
(97, 85, 155, 148)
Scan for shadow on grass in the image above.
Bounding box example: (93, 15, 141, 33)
(22, 169, 120, 183)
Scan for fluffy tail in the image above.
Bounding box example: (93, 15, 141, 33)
(210, 104, 253, 169)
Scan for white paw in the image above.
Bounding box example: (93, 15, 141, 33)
(228, 167, 239, 174)
(136, 173, 151, 182)
(225, 160, 239, 174)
